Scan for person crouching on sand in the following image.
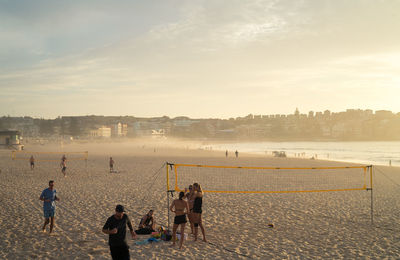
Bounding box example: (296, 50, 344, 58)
(170, 191, 189, 249)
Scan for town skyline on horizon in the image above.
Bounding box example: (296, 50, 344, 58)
(1, 108, 399, 120)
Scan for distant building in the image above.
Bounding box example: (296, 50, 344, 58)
(96, 126, 112, 138)
(0, 130, 24, 150)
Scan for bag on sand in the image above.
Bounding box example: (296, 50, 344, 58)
(135, 228, 153, 235)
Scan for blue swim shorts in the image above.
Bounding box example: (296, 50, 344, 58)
(44, 209, 55, 218)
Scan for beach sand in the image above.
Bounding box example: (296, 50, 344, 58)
(0, 142, 399, 259)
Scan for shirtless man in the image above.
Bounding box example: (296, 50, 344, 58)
(60, 156, 67, 177)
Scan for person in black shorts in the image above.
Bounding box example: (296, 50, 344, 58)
(102, 205, 137, 260)
(192, 183, 206, 242)
(170, 191, 189, 249)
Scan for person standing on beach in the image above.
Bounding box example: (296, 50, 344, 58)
(235, 150, 239, 158)
(225, 150, 228, 157)
(60, 156, 67, 177)
(185, 185, 195, 234)
(170, 191, 190, 249)
(30, 155, 35, 170)
(192, 183, 206, 242)
(39, 180, 60, 234)
(102, 205, 137, 260)
(109, 157, 115, 173)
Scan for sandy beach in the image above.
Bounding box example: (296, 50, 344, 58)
(0, 142, 399, 259)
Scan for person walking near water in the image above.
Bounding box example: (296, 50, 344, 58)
(30, 155, 35, 170)
(225, 150, 228, 157)
(39, 180, 60, 234)
(102, 205, 137, 260)
(235, 150, 239, 158)
(109, 157, 115, 173)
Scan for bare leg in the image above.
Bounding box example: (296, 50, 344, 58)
(42, 218, 49, 232)
(171, 224, 178, 247)
(179, 223, 186, 249)
(49, 217, 55, 233)
(188, 213, 194, 234)
(193, 213, 199, 241)
(199, 222, 206, 242)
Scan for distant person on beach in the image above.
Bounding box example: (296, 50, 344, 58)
(39, 180, 60, 234)
(225, 150, 228, 157)
(102, 205, 137, 260)
(60, 157, 67, 177)
(30, 155, 35, 170)
(235, 150, 239, 158)
(109, 157, 115, 173)
(192, 183, 206, 242)
(170, 191, 190, 249)
(138, 210, 156, 231)
(185, 185, 195, 234)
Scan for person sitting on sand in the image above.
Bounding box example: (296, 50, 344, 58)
(170, 191, 189, 249)
(138, 210, 156, 231)
(192, 183, 206, 242)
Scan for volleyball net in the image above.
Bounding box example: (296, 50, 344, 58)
(11, 151, 88, 162)
(166, 163, 372, 194)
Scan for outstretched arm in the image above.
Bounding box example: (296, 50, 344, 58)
(126, 216, 137, 239)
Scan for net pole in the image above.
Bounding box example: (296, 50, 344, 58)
(370, 165, 374, 225)
(166, 162, 170, 231)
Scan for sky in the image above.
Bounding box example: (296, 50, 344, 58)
(1, 0, 400, 119)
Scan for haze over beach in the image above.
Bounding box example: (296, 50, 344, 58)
(1, 0, 400, 259)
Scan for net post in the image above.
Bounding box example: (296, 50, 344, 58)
(366, 165, 373, 225)
(166, 162, 170, 231)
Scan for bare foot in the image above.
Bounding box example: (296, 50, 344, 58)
(169, 244, 176, 247)
(202, 238, 207, 242)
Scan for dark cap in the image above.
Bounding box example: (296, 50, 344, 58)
(115, 204, 125, 212)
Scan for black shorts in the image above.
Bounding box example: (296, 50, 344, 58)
(30, 162, 34, 166)
(193, 208, 202, 214)
(174, 215, 187, 225)
(62, 167, 66, 171)
(110, 244, 130, 260)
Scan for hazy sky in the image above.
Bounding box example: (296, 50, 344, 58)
(1, 0, 400, 118)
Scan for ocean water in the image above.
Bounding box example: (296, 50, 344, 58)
(204, 141, 400, 166)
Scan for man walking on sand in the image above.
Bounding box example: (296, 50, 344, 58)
(39, 180, 60, 234)
(30, 155, 35, 170)
(60, 156, 67, 177)
(102, 205, 137, 260)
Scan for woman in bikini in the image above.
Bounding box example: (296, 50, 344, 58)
(185, 185, 195, 234)
(192, 183, 206, 242)
(170, 191, 189, 249)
